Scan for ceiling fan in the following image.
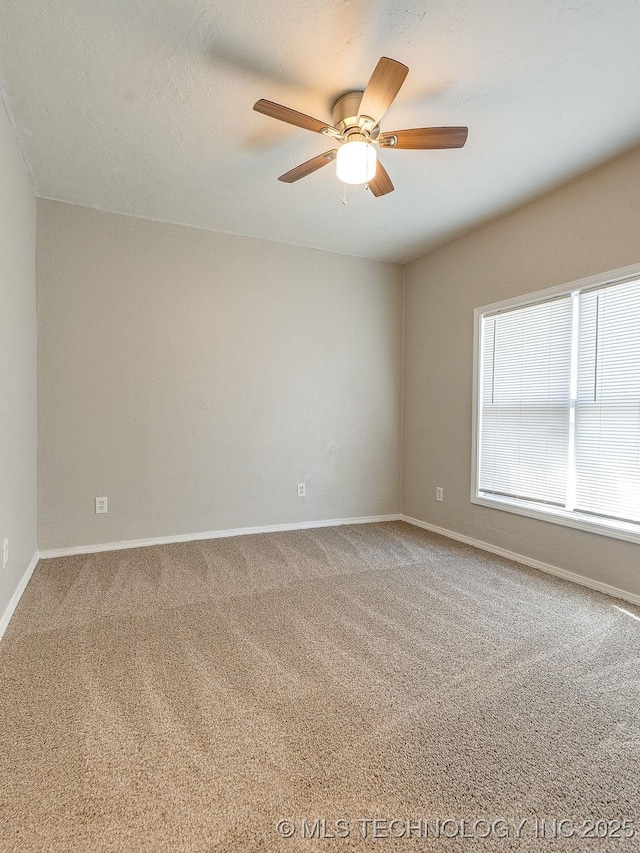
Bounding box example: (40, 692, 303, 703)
(253, 57, 468, 197)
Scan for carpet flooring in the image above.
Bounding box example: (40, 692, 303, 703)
(0, 521, 639, 852)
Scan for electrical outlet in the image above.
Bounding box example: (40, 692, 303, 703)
(95, 497, 108, 514)
(2, 538, 8, 569)
(436, 486, 444, 502)
(297, 483, 306, 498)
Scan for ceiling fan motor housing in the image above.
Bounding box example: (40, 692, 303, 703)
(332, 91, 379, 138)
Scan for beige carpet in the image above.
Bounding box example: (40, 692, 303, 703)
(1, 521, 639, 852)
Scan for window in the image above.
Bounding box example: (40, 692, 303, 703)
(472, 265, 640, 545)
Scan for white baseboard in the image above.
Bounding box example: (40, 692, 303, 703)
(39, 514, 402, 560)
(0, 551, 40, 641)
(400, 514, 640, 608)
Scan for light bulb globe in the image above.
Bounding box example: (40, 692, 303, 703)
(336, 141, 377, 185)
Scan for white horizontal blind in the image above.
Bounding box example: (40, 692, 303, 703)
(479, 297, 573, 505)
(575, 279, 640, 523)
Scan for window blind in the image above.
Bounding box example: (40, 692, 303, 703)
(479, 297, 573, 505)
(477, 276, 640, 530)
(575, 280, 640, 524)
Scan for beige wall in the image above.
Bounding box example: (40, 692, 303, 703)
(37, 201, 403, 550)
(403, 145, 640, 598)
(0, 101, 37, 620)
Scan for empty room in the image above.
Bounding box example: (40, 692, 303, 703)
(1, 1, 640, 850)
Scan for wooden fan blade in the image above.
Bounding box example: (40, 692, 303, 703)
(254, 99, 338, 135)
(357, 57, 409, 125)
(379, 127, 469, 149)
(368, 161, 394, 197)
(278, 150, 337, 183)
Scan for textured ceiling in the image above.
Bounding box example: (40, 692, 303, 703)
(1, 0, 640, 263)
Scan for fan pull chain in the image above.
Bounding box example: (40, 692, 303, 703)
(342, 183, 348, 205)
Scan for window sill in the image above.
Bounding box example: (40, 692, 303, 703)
(472, 492, 640, 546)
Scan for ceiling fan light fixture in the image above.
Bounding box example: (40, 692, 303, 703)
(254, 56, 468, 198)
(336, 140, 377, 185)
